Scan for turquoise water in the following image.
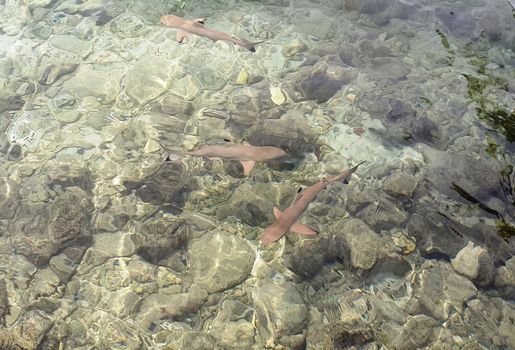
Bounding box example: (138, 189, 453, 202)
(0, 0, 514, 349)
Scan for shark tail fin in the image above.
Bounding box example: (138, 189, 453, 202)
(164, 149, 187, 162)
(241, 40, 264, 52)
(341, 160, 366, 183)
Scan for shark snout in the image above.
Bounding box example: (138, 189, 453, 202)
(271, 148, 286, 159)
(261, 147, 286, 160)
(160, 14, 182, 27)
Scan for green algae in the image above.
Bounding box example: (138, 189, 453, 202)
(463, 74, 514, 142)
(436, 28, 450, 49)
(496, 220, 515, 241)
(436, 28, 456, 64)
(506, 0, 515, 18)
(485, 140, 499, 157)
(476, 108, 515, 142)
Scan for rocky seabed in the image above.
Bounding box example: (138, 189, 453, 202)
(0, 0, 514, 349)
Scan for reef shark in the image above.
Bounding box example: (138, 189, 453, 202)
(260, 162, 365, 245)
(160, 14, 259, 52)
(165, 141, 286, 176)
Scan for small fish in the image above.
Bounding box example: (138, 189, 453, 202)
(260, 161, 365, 245)
(166, 141, 286, 176)
(160, 14, 260, 52)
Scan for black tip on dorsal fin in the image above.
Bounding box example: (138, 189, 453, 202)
(354, 160, 366, 168)
(223, 138, 231, 142)
(297, 187, 303, 193)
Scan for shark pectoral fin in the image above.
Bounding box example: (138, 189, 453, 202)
(240, 160, 256, 176)
(291, 222, 318, 235)
(176, 29, 191, 43)
(273, 206, 282, 219)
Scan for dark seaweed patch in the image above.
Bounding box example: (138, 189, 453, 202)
(496, 220, 515, 241)
(450, 183, 500, 217)
(476, 108, 515, 143)
(485, 140, 499, 157)
(463, 74, 514, 142)
(436, 28, 455, 63)
(436, 28, 450, 49)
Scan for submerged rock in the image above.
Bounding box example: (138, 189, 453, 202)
(124, 54, 174, 105)
(283, 55, 357, 103)
(282, 38, 308, 58)
(309, 288, 376, 348)
(270, 86, 286, 105)
(0, 178, 19, 220)
(189, 231, 255, 293)
(209, 300, 257, 349)
(132, 216, 188, 267)
(357, 93, 441, 144)
(495, 257, 515, 300)
(122, 160, 190, 207)
(216, 184, 274, 227)
(62, 63, 125, 104)
(447, 296, 515, 349)
(244, 118, 321, 160)
(407, 213, 465, 259)
(346, 190, 408, 231)
(335, 219, 384, 270)
(451, 241, 483, 279)
(137, 284, 207, 328)
(283, 238, 328, 278)
(250, 277, 308, 342)
(0, 311, 53, 350)
(0, 280, 6, 327)
(409, 260, 478, 320)
(9, 188, 93, 266)
(38, 49, 81, 85)
(48, 34, 92, 57)
(46, 162, 93, 191)
(110, 11, 146, 38)
(343, 0, 420, 25)
(227, 81, 284, 127)
(65, 308, 143, 349)
(154, 322, 215, 350)
(391, 231, 416, 255)
(419, 145, 506, 213)
(451, 241, 495, 287)
(381, 314, 439, 350)
(0, 89, 24, 113)
(383, 172, 419, 198)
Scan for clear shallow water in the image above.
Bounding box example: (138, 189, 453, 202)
(0, 0, 514, 348)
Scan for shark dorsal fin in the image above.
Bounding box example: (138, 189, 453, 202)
(193, 18, 207, 25)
